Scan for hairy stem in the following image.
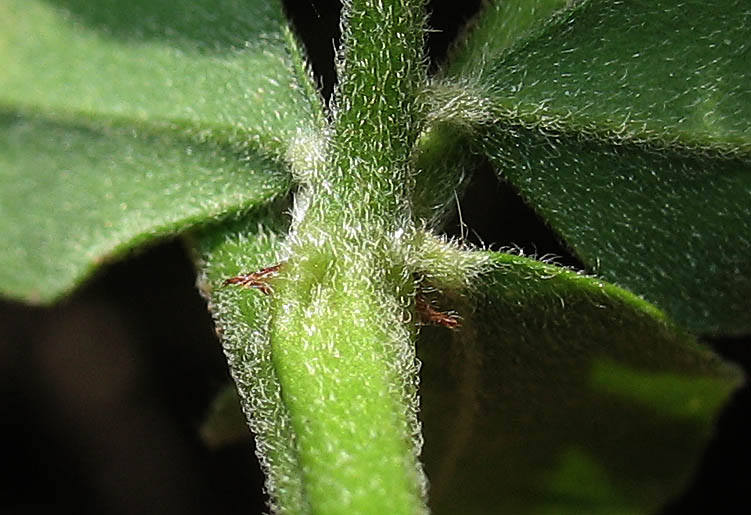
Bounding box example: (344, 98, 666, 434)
(267, 0, 430, 513)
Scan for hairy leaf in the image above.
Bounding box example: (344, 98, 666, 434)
(0, 111, 289, 302)
(441, 0, 751, 334)
(0, 0, 321, 155)
(419, 252, 741, 514)
(443, 0, 568, 78)
(0, 0, 323, 302)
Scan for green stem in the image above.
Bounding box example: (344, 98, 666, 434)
(268, 0, 430, 512)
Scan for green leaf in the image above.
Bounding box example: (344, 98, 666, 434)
(443, 0, 568, 78)
(0, 0, 320, 155)
(0, 0, 323, 302)
(0, 111, 289, 302)
(418, 252, 741, 514)
(440, 0, 751, 334)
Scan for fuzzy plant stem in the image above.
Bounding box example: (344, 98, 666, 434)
(268, 0, 430, 513)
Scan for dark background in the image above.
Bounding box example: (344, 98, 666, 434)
(1, 1, 748, 513)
